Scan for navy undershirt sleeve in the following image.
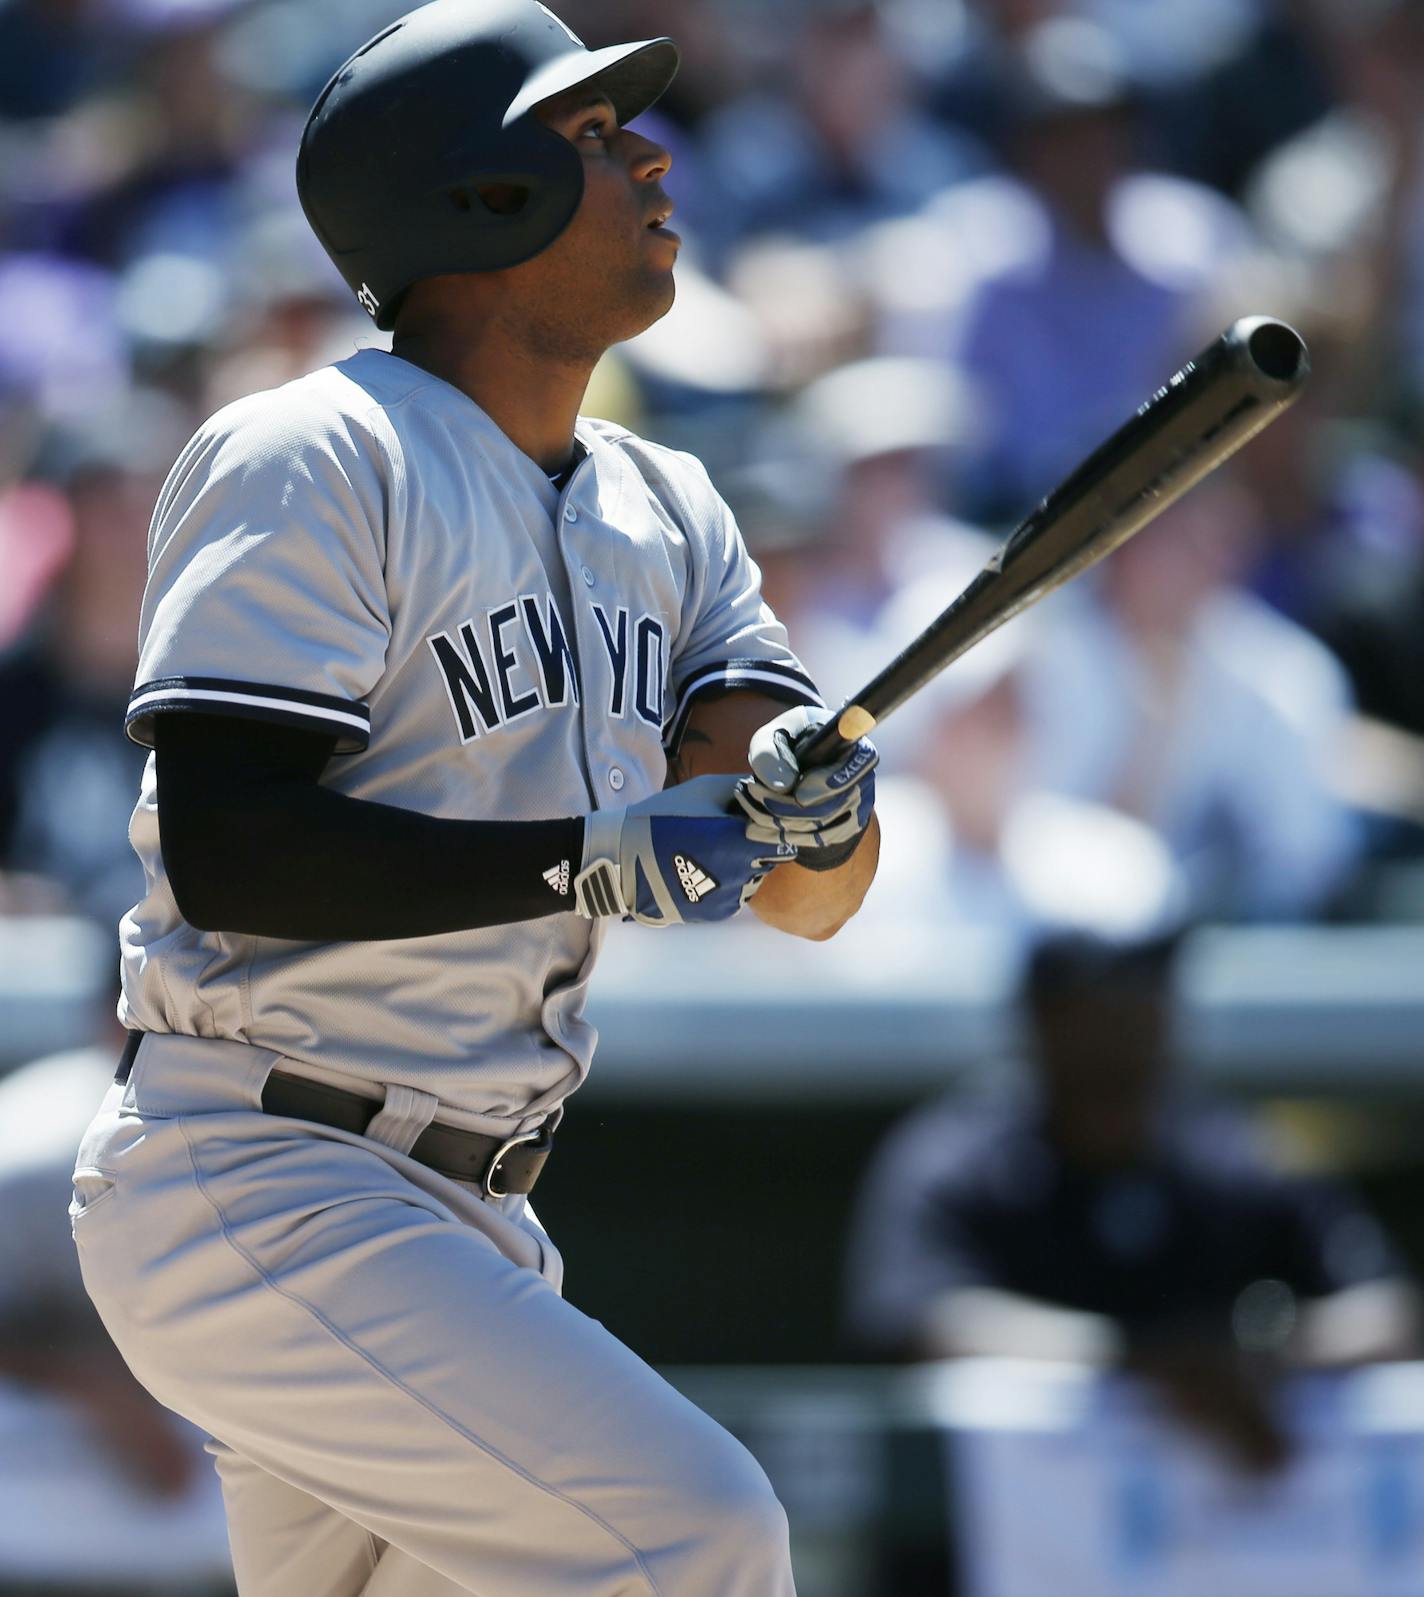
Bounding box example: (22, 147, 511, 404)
(154, 713, 584, 940)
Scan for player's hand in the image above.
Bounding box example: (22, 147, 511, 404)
(734, 705, 878, 872)
(574, 774, 795, 927)
(1125, 1339, 1292, 1477)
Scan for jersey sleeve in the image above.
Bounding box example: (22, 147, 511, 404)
(841, 1104, 995, 1358)
(657, 449, 822, 750)
(1261, 1173, 1405, 1299)
(125, 392, 394, 755)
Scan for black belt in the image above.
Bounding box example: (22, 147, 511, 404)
(114, 1033, 552, 1198)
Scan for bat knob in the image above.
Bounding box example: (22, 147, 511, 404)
(1231, 316, 1309, 389)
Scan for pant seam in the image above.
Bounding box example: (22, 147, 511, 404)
(361, 1529, 382, 1590)
(177, 1117, 663, 1597)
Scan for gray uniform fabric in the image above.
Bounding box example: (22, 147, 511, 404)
(74, 1032, 796, 1597)
(118, 349, 818, 1134)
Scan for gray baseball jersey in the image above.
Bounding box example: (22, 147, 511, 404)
(120, 349, 819, 1130)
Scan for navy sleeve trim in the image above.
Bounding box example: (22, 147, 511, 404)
(126, 676, 371, 754)
(666, 658, 823, 749)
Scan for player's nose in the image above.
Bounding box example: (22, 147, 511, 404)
(624, 125, 671, 183)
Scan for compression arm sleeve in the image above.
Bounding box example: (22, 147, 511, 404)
(155, 714, 584, 940)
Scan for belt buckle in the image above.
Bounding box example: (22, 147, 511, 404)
(483, 1124, 547, 1200)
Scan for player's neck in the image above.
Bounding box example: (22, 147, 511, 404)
(392, 321, 593, 476)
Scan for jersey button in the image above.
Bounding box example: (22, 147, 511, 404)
(608, 767, 626, 792)
(581, 565, 595, 587)
(564, 504, 579, 523)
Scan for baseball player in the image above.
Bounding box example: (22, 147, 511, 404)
(69, 3, 879, 1595)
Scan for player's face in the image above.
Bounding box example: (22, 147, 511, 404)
(1034, 990, 1170, 1167)
(511, 87, 678, 360)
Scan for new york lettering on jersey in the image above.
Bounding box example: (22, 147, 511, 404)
(427, 597, 667, 741)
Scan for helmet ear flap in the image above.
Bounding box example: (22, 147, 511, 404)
(352, 119, 586, 330)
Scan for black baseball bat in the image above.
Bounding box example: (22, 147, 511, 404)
(794, 315, 1310, 771)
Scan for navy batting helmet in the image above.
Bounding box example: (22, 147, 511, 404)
(297, 0, 679, 330)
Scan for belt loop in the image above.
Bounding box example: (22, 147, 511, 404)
(363, 1083, 439, 1157)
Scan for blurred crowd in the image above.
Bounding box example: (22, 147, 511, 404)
(5, 0, 1424, 950)
(5, 0, 1424, 1590)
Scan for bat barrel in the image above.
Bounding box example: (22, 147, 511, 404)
(792, 315, 1309, 773)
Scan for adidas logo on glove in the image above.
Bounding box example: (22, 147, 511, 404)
(543, 860, 571, 895)
(673, 854, 717, 903)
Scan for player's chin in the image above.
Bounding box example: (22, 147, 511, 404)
(621, 267, 677, 338)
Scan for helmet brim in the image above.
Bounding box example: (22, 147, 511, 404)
(504, 37, 679, 129)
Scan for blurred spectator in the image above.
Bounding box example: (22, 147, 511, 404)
(0, 0, 108, 121)
(1222, 291, 1424, 741)
(1245, 0, 1424, 415)
(865, 533, 1188, 947)
(866, 480, 1360, 927)
(0, 473, 73, 651)
(698, 2, 985, 254)
(1076, 0, 1264, 93)
(0, 999, 231, 1593)
(0, 395, 181, 928)
(52, 2, 258, 276)
(1152, 0, 1336, 197)
(715, 445, 833, 657)
(1019, 480, 1362, 918)
(925, 0, 1274, 159)
(843, 930, 1421, 1473)
(773, 354, 986, 699)
(1323, 562, 1424, 772)
(0, 255, 128, 424)
(880, 17, 1251, 521)
(719, 231, 871, 392)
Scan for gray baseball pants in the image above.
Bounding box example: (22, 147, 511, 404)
(71, 1032, 796, 1597)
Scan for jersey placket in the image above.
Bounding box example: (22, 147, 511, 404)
(553, 454, 615, 809)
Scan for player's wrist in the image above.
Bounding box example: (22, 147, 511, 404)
(789, 818, 872, 872)
(573, 807, 630, 919)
